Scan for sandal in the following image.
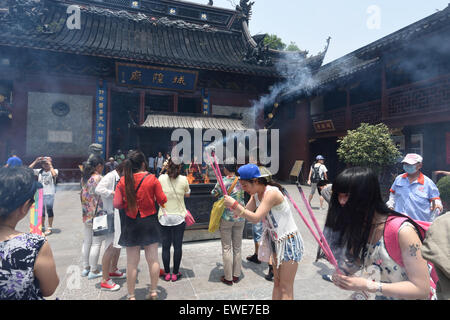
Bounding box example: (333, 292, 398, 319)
(44, 228, 53, 236)
(127, 294, 136, 300)
(145, 289, 158, 300)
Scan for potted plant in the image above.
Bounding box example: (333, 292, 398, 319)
(436, 176, 450, 213)
(337, 123, 402, 199)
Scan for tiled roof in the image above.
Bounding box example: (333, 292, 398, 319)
(0, 0, 328, 77)
(141, 113, 248, 130)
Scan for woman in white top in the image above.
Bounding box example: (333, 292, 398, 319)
(95, 162, 126, 291)
(224, 164, 304, 300)
(158, 158, 191, 282)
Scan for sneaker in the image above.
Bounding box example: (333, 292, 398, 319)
(88, 271, 103, 280)
(101, 279, 120, 291)
(220, 276, 233, 286)
(109, 270, 126, 279)
(246, 253, 261, 264)
(81, 268, 90, 277)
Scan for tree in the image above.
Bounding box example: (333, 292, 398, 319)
(436, 176, 450, 210)
(286, 41, 300, 51)
(263, 34, 286, 51)
(337, 123, 401, 173)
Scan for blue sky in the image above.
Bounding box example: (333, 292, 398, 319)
(186, 0, 449, 64)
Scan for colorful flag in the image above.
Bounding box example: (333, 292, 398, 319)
(29, 189, 43, 235)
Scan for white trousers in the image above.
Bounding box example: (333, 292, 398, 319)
(81, 222, 113, 270)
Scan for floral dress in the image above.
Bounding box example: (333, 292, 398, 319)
(0, 233, 46, 300)
(81, 174, 103, 224)
(362, 222, 435, 300)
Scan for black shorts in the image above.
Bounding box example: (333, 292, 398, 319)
(119, 211, 161, 247)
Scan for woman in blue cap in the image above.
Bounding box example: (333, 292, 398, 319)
(223, 164, 304, 300)
(0, 167, 59, 299)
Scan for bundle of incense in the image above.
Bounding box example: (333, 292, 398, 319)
(206, 152, 227, 195)
(295, 185, 340, 271)
(284, 191, 339, 273)
(212, 152, 227, 196)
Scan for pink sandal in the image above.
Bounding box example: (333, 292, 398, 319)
(164, 273, 171, 281)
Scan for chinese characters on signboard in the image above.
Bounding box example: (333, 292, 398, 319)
(201, 88, 210, 115)
(95, 82, 107, 155)
(313, 120, 335, 133)
(116, 63, 198, 92)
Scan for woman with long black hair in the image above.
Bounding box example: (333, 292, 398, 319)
(327, 167, 431, 300)
(113, 150, 167, 300)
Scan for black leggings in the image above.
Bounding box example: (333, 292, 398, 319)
(161, 222, 186, 274)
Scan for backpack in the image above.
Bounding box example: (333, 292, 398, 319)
(310, 164, 322, 183)
(384, 213, 438, 299)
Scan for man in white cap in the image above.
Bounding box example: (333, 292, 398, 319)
(387, 153, 443, 222)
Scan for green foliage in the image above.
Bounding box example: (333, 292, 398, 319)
(263, 34, 286, 51)
(337, 123, 401, 170)
(285, 41, 300, 51)
(436, 176, 450, 204)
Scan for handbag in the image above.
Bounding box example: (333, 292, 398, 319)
(93, 197, 115, 237)
(168, 178, 195, 227)
(257, 229, 272, 263)
(208, 177, 239, 233)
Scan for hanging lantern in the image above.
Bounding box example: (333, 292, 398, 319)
(274, 102, 279, 108)
(268, 113, 273, 119)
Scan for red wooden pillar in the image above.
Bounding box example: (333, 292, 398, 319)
(345, 88, 351, 129)
(381, 62, 388, 120)
(173, 93, 178, 113)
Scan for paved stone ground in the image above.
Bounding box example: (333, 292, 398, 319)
(17, 183, 349, 300)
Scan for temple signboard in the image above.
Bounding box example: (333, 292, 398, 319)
(313, 120, 335, 133)
(116, 63, 198, 92)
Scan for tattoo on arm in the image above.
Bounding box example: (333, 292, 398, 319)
(409, 243, 420, 257)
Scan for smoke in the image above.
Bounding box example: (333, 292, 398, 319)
(251, 52, 318, 117)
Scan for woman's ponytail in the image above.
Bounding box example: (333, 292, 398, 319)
(123, 158, 137, 211)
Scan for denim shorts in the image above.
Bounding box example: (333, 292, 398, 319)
(252, 221, 263, 243)
(271, 232, 304, 264)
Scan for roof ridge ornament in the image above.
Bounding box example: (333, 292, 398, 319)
(236, 0, 254, 21)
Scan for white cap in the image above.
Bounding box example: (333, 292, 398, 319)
(401, 153, 423, 165)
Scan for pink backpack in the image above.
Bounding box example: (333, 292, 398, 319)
(384, 213, 438, 299)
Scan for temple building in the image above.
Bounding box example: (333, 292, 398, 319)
(269, 5, 450, 182)
(0, 0, 328, 182)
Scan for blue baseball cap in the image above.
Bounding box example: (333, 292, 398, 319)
(237, 164, 270, 180)
(316, 155, 325, 160)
